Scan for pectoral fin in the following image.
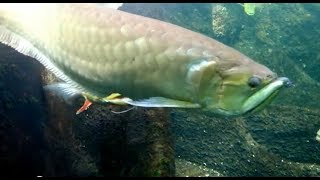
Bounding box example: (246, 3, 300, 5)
(116, 97, 201, 108)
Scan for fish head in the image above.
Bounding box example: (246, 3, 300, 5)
(201, 53, 292, 116)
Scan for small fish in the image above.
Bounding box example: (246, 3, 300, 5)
(244, 3, 256, 16)
(316, 129, 320, 143)
(238, 3, 269, 16)
(0, 3, 291, 116)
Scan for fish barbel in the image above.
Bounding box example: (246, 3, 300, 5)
(0, 3, 291, 115)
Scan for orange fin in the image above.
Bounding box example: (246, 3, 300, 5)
(76, 99, 92, 115)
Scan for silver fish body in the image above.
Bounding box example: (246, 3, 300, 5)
(0, 3, 289, 115)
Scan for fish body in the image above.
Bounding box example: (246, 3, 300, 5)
(0, 3, 290, 115)
(243, 3, 256, 15)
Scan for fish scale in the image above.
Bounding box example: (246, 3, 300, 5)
(55, 4, 229, 99)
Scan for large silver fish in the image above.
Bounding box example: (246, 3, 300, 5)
(0, 3, 291, 116)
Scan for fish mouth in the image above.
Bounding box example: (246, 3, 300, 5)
(242, 77, 293, 114)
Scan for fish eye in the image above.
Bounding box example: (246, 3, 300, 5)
(248, 76, 261, 88)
